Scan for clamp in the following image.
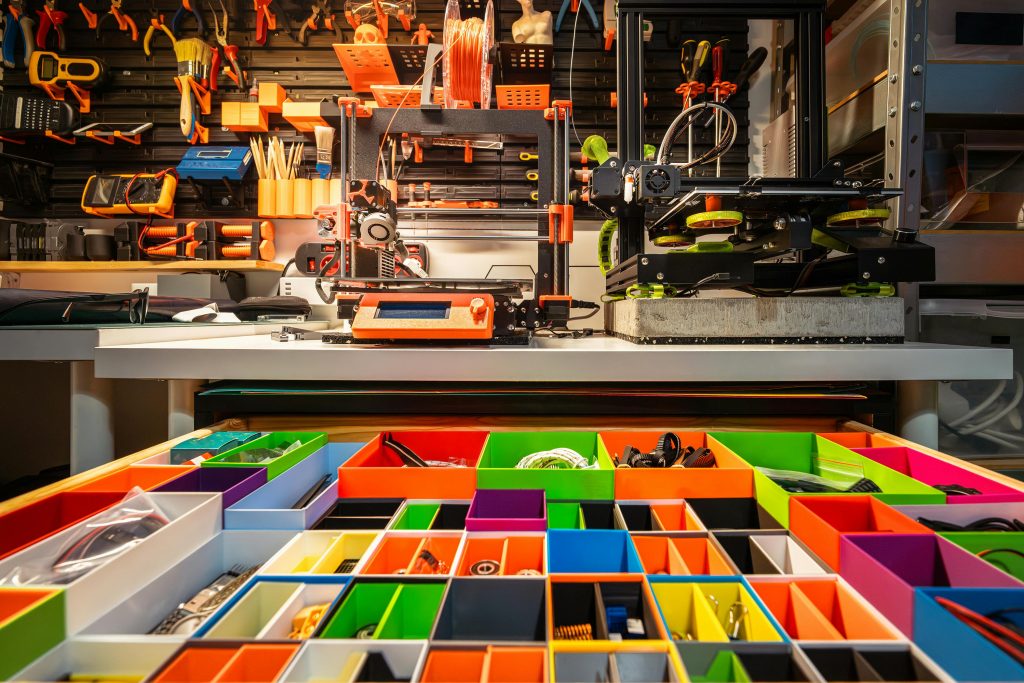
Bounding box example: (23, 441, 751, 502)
(170, 0, 203, 36)
(299, 0, 341, 45)
(208, 0, 244, 90)
(2, 0, 35, 68)
(555, 0, 598, 32)
(93, 0, 138, 41)
(35, 0, 68, 51)
(143, 6, 175, 56)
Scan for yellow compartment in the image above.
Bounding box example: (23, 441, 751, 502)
(310, 532, 378, 574)
(695, 581, 784, 642)
(648, 582, 730, 642)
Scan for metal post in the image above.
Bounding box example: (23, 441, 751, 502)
(615, 6, 647, 263)
(552, 107, 561, 295)
(561, 107, 572, 296)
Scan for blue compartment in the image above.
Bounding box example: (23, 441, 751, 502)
(914, 587, 1024, 682)
(224, 443, 365, 530)
(547, 530, 643, 573)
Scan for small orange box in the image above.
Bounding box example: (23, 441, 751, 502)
(750, 578, 902, 641)
(221, 102, 269, 132)
(258, 82, 288, 113)
(282, 101, 331, 132)
(601, 431, 754, 499)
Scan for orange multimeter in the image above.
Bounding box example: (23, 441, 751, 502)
(351, 292, 495, 340)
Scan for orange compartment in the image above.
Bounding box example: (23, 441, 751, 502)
(633, 535, 735, 575)
(361, 534, 461, 575)
(495, 84, 550, 110)
(152, 647, 236, 682)
(503, 536, 545, 576)
(750, 579, 901, 641)
(371, 84, 444, 108)
(213, 644, 299, 683)
(420, 649, 487, 683)
(339, 431, 486, 499)
(651, 503, 703, 531)
(457, 537, 506, 577)
(601, 432, 753, 499)
(333, 44, 400, 93)
(485, 646, 547, 682)
(789, 496, 932, 571)
(70, 465, 187, 493)
(817, 432, 902, 449)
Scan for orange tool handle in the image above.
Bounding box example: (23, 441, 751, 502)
(712, 45, 723, 85)
(79, 2, 97, 27)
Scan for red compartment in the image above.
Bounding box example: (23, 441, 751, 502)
(0, 491, 122, 560)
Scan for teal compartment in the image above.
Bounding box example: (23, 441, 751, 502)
(476, 432, 615, 500)
(709, 432, 944, 527)
(201, 432, 327, 480)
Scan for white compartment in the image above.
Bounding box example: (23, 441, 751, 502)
(280, 640, 427, 682)
(0, 492, 221, 634)
(13, 637, 179, 681)
(257, 582, 348, 639)
(82, 530, 297, 638)
(200, 581, 304, 639)
(749, 535, 829, 575)
(260, 530, 382, 575)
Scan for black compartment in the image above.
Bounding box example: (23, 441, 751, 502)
(687, 498, 777, 530)
(353, 652, 408, 682)
(551, 581, 605, 640)
(581, 501, 617, 529)
(614, 652, 673, 683)
(802, 647, 939, 682)
(313, 498, 405, 530)
(599, 582, 660, 640)
(433, 578, 546, 642)
(430, 503, 470, 530)
(738, 652, 812, 682)
(711, 533, 756, 574)
(554, 652, 613, 683)
(618, 504, 656, 531)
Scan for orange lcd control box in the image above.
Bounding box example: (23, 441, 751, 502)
(351, 293, 495, 340)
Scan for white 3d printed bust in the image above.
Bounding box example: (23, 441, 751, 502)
(512, 0, 553, 44)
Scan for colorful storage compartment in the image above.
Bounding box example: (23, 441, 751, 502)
(476, 432, 615, 499)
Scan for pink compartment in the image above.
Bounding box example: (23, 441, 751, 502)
(853, 446, 1024, 504)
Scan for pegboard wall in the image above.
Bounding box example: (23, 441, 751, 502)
(0, 0, 749, 219)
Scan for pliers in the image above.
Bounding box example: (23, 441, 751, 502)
(555, 0, 598, 32)
(2, 0, 35, 68)
(35, 0, 67, 51)
(143, 5, 175, 56)
(90, 0, 138, 40)
(208, 0, 244, 91)
(298, 0, 340, 45)
(170, 0, 203, 37)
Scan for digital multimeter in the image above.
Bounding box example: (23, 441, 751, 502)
(350, 293, 495, 340)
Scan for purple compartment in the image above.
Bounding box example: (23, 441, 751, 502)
(154, 466, 268, 509)
(839, 533, 1022, 636)
(466, 489, 547, 532)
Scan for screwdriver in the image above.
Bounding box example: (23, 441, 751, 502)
(711, 38, 729, 176)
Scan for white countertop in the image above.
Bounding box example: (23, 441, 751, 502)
(92, 333, 1013, 383)
(0, 322, 327, 362)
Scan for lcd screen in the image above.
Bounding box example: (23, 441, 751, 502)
(374, 301, 451, 319)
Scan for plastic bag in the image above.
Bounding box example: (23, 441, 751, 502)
(0, 487, 169, 586)
(220, 439, 303, 464)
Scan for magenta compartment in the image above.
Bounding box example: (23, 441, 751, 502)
(853, 446, 1024, 504)
(466, 489, 547, 532)
(154, 466, 268, 509)
(839, 533, 1023, 636)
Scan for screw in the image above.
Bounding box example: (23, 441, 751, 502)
(641, 257, 649, 266)
(889, 73, 898, 83)
(507, 324, 515, 331)
(862, 272, 871, 279)
(889, 107, 898, 117)
(656, 272, 664, 280)
(773, 217, 787, 231)
(833, 160, 841, 167)
(877, 256, 886, 264)
(610, 207, 617, 214)
(852, 181, 863, 188)
(910, 101, 922, 111)
(912, 65, 923, 75)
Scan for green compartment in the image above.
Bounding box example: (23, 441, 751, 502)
(690, 651, 752, 683)
(319, 582, 400, 639)
(476, 432, 615, 500)
(201, 431, 327, 480)
(392, 503, 441, 530)
(0, 589, 65, 681)
(710, 432, 944, 527)
(547, 502, 585, 529)
(374, 583, 446, 639)
(941, 532, 1024, 581)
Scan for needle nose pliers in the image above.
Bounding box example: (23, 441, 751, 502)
(208, 0, 244, 91)
(35, 0, 68, 51)
(170, 0, 203, 36)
